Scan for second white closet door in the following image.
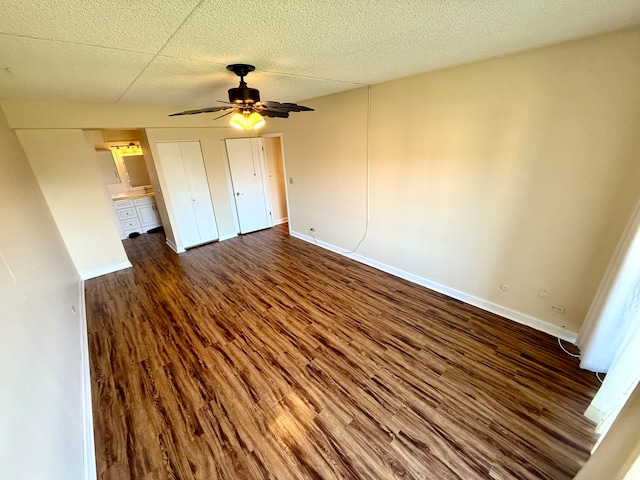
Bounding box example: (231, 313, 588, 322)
(225, 138, 272, 234)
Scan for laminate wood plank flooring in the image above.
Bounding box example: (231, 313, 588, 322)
(85, 225, 599, 480)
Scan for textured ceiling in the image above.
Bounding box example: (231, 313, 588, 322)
(1, 0, 639, 107)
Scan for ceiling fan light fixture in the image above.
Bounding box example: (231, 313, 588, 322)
(229, 111, 265, 130)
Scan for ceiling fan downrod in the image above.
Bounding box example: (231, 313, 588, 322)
(227, 64, 260, 104)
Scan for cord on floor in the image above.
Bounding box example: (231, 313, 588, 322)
(557, 337, 580, 357)
(557, 337, 605, 384)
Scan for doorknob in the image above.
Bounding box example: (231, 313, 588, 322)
(236, 192, 243, 196)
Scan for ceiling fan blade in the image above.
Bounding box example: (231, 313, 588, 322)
(212, 109, 238, 121)
(258, 105, 291, 112)
(260, 101, 314, 112)
(260, 101, 288, 107)
(168, 105, 232, 116)
(261, 110, 290, 118)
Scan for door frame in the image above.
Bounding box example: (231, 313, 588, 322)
(260, 132, 290, 231)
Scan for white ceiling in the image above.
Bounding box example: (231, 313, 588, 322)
(1, 0, 639, 108)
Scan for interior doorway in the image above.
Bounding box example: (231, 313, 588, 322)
(87, 129, 164, 242)
(261, 134, 289, 226)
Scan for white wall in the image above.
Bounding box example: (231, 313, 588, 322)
(278, 28, 640, 336)
(15, 129, 130, 279)
(0, 109, 91, 479)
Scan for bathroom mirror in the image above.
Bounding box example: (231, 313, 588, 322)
(104, 143, 153, 194)
(122, 155, 151, 187)
(96, 150, 121, 185)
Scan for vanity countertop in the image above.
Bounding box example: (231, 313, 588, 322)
(111, 191, 155, 201)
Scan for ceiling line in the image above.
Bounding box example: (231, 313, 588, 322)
(251, 69, 368, 87)
(150, 53, 369, 86)
(0, 32, 156, 56)
(114, 0, 210, 104)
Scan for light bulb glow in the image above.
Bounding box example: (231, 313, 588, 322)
(229, 111, 265, 130)
(113, 144, 142, 155)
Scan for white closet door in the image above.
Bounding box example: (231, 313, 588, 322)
(156, 141, 218, 250)
(225, 138, 272, 234)
(179, 141, 219, 243)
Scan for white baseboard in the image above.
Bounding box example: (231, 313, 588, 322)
(584, 403, 605, 425)
(78, 278, 97, 480)
(290, 230, 578, 343)
(80, 261, 132, 280)
(165, 239, 184, 253)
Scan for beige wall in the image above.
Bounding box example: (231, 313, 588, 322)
(280, 86, 370, 246)
(1, 102, 234, 129)
(277, 28, 640, 334)
(15, 129, 130, 279)
(2, 100, 218, 130)
(0, 109, 90, 479)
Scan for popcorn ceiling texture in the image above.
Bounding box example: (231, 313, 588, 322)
(0, 0, 639, 106)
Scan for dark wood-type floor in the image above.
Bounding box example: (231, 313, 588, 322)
(86, 225, 599, 480)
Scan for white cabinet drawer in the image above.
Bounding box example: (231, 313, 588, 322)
(112, 195, 159, 238)
(120, 218, 141, 230)
(117, 208, 137, 219)
(134, 196, 155, 206)
(114, 199, 134, 209)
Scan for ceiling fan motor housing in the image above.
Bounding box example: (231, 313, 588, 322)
(227, 64, 260, 104)
(228, 82, 261, 104)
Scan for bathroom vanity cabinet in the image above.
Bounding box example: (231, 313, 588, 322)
(113, 195, 162, 239)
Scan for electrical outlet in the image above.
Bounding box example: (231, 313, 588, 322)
(551, 304, 566, 314)
(538, 287, 550, 298)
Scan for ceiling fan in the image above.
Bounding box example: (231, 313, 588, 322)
(169, 64, 314, 130)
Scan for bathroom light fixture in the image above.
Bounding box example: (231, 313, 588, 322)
(114, 143, 142, 155)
